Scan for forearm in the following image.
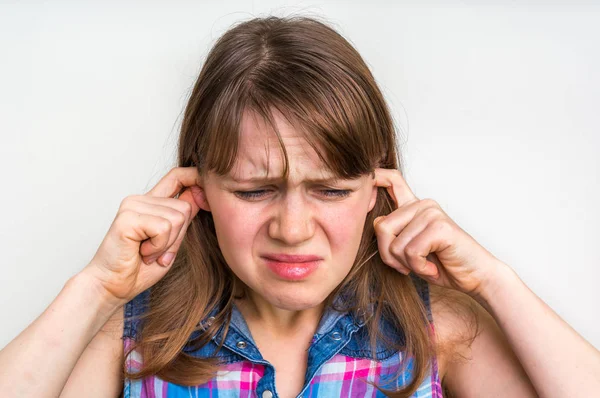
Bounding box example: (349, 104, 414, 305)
(475, 260, 600, 397)
(0, 271, 122, 397)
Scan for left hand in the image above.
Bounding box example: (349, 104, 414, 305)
(372, 168, 502, 297)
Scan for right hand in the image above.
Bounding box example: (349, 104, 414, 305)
(82, 167, 207, 306)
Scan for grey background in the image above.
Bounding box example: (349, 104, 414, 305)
(1, 1, 598, 349)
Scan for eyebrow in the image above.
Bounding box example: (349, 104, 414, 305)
(224, 174, 344, 184)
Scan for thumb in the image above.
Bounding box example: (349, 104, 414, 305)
(176, 186, 205, 219)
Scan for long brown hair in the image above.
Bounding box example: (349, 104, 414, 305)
(124, 15, 478, 396)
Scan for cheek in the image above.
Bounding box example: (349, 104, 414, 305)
(207, 188, 371, 259)
(212, 202, 259, 249)
(203, 189, 259, 264)
(322, 196, 370, 254)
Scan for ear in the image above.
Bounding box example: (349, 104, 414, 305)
(367, 183, 378, 212)
(190, 184, 211, 212)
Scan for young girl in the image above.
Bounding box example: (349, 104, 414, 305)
(1, 16, 598, 398)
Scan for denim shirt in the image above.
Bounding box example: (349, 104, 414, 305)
(123, 274, 443, 397)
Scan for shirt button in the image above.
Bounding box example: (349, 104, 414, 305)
(199, 316, 215, 330)
(331, 331, 342, 341)
(236, 341, 247, 349)
(262, 390, 273, 398)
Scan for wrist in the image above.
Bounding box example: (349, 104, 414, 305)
(471, 259, 520, 313)
(69, 269, 125, 318)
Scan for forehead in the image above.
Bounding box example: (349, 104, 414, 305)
(227, 108, 334, 181)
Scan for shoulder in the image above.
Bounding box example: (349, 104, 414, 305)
(428, 284, 537, 397)
(428, 284, 481, 384)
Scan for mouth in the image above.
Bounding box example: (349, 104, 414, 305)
(261, 253, 323, 281)
(262, 253, 322, 263)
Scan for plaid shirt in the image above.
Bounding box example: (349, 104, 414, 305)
(123, 276, 443, 397)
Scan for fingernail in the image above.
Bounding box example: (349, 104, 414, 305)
(160, 252, 176, 267)
(373, 216, 384, 226)
(145, 255, 158, 265)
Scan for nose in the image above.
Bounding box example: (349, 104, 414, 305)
(268, 191, 315, 245)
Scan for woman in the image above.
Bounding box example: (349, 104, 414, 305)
(1, 15, 598, 398)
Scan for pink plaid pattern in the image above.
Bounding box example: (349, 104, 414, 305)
(124, 334, 443, 397)
(123, 276, 442, 397)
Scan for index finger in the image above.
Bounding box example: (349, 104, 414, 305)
(373, 168, 419, 208)
(146, 166, 204, 213)
(147, 167, 202, 198)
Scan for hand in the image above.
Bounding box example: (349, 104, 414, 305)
(372, 168, 502, 297)
(81, 167, 208, 305)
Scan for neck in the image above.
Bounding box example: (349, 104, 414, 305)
(235, 290, 326, 340)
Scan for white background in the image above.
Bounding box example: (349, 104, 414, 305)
(1, 1, 598, 350)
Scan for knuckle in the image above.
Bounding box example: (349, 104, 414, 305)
(431, 218, 451, 233)
(113, 210, 138, 238)
(389, 239, 405, 257)
(376, 245, 392, 264)
(157, 218, 173, 234)
(391, 169, 403, 178)
(380, 254, 397, 268)
(120, 195, 142, 210)
(119, 196, 133, 210)
(374, 219, 393, 235)
(173, 210, 186, 226)
(421, 198, 440, 208)
(421, 206, 441, 220)
(404, 243, 421, 259)
(181, 200, 193, 216)
(117, 209, 137, 221)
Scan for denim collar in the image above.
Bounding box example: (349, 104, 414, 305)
(184, 290, 406, 367)
(195, 292, 376, 355)
(226, 298, 351, 348)
(180, 278, 430, 398)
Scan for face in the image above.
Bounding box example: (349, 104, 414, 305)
(198, 108, 378, 311)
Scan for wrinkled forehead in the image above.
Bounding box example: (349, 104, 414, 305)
(228, 108, 335, 182)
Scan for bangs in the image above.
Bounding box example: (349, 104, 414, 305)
(183, 16, 397, 183)
(200, 68, 384, 181)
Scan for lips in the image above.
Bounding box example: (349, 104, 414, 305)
(262, 253, 323, 262)
(261, 253, 323, 280)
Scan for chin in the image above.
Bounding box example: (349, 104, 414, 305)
(261, 287, 330, 311)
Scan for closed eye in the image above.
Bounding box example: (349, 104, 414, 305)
(321, 189, 351, 198)
(234, 190, 269, 200)
(234, 189, 351, 201)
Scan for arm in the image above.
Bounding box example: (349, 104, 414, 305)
(453, 260, 600, 397)
(369, 169, 600, 395)
(0, 270, 124, 397)
(433, 284, 539, 397)
(0, 168, 206, 397)
(59, 300, 124, 397)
